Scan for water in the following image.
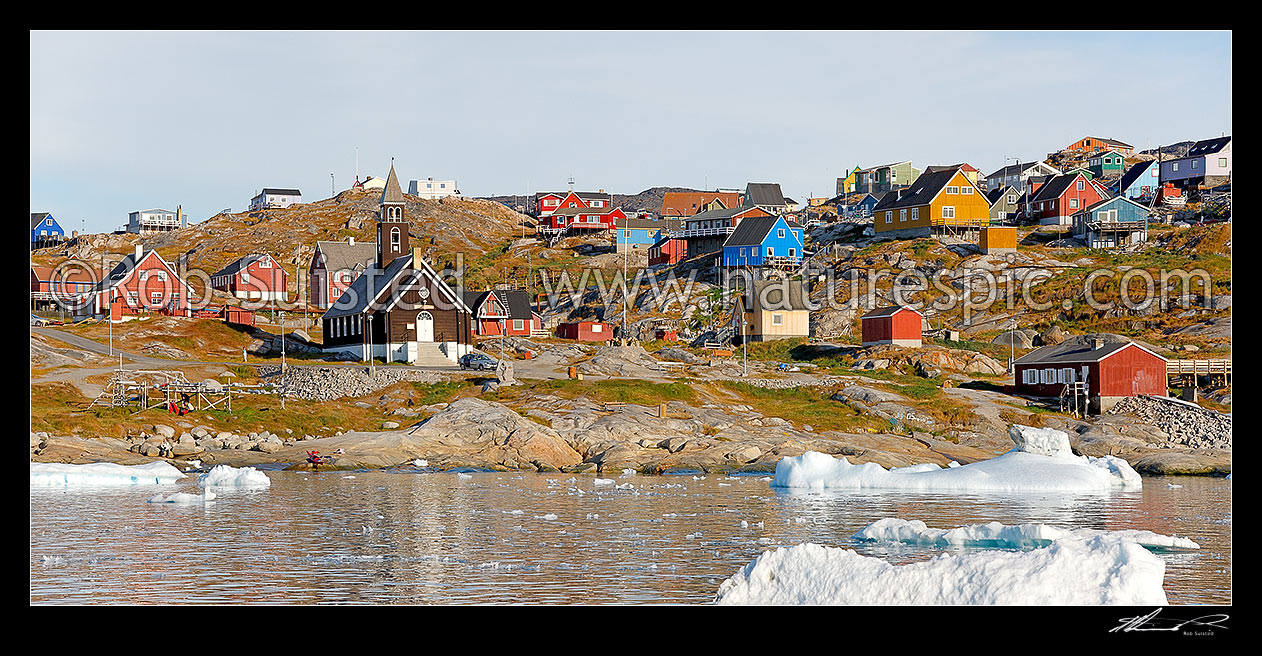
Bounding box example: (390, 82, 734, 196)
(29, 470, 1231, 605)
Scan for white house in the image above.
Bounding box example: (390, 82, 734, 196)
(249, 188, 303, 211)
(1160, 137, 1231, 189)
(127, 207, 186, 233)
(408, 178, 461, 199)
(984, 161, 1061, 193)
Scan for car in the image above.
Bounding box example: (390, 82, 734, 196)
(459, 353, 499, 371)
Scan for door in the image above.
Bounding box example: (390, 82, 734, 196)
(416, 311, 434, 342)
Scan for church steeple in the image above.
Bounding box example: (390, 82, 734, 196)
(377, 161, 409, 268)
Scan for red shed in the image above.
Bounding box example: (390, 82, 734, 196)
(860, 306, 923, 347)
(1014, 338, 1167, 413)
(557, 321, 614, 342)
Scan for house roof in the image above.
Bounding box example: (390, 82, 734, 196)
(618, 218, 672, 230)
(871, 168, 965, 212)
(381, 164, 406, 204)
(723, 216, 801, 248)
(211, 253, 276, 278)
(925, 163, 978, 174)
(1074, 195, 1151, 216)
(1015, 338, 1164, 366)
(315, 240, 377, 271)
(1029, 173, 1090, 204)
(858, 161, 911, 173)
(686, 205, 769, 223)
(985, 186, 1017, 204)
(661, 192, 742, 217)
(1185, 136, 1231, 157)
(31, 265, 99, 283)
(91, 249, 192, 294)
(860, 305, 923, 320)
(259, 188, 301, 196)
(322, 254, 470, 320)
(550, 205, 622, 218)
(1081, 136, 1133, 149)
(463, 289, 532, 320)
(536, 191, 611, 201)
(985, 161, 1059, 180)
(31, 212, 54, 229)
(744, 279, 813, 312)
(744, 183, 787, 207)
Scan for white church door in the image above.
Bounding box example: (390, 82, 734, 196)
(416, 311, 434, 342)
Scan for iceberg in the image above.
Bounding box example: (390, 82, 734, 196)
(852, 518, 1199, 551)
(715, 537, 1168, 605)
(197, 465, 271, 488)
(31, 461, 186, 487)
(772, 425, 1142, 493)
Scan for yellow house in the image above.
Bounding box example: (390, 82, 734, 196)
(836, 166, 861, 195)
(870, 166, 992, 238)
(734, 279, 813, 344)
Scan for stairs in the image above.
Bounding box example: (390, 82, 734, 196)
(413, 342, 457, 367)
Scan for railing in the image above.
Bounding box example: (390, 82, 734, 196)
(930, 216, 994, 228)
(763, 255, 803, 266)
(1167, 359, 1231, 376)
(670, 226, 735, 239)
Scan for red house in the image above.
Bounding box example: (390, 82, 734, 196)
(1026, 172, 1107, 226)
(535, 190, 612, 218)
(861, 306, 923, 347)
(210, 253, 288, 302)
(1064, 136, 1134, 157)
(462, 289, 543, 337)
(86, 245, 193, 320)
(557, 320, 614, 342)
(1013, 338, 1167, 413)
(31, 265, 100, 311)
(648, 233, 687, 267)
(309, 238, 376, 309)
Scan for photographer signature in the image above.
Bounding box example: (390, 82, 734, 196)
(1110, 608, 1229, 633)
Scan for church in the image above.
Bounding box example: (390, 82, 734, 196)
(320, 163, 475, 365)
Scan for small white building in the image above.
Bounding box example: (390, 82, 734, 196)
(127, 207, 186, 233)
(408, 178, 461, 199)
(249, 188, 303, 211)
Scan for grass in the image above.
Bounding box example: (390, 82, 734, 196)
(713, 381, 887, 433)
(522, 378, 698, 406)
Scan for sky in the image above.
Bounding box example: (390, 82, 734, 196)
(31, 30, 1231, 234)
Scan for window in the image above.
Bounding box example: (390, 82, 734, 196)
(1076, 180, 1085, 191)
(911, 208, 919, 220)
(946, 186, 958, 195)
(1172, 162, 1179, 172)
(391, 227, 401, 249)
(1021, 369, 1035, 384)
(1219, 157, 1228, 167)
(766, 247, 774, 256)
(899, 209, 906, 222)
(739, 247, 747, 258)
(788, 248, 796, 257)
(513, 319, 524, 331)
(1008, 194, 1016, 204)
(942, 206, 955, 219)
(777, 228, 785, 238)
(259, 259, 271, 268)
(591, 324, 602, 333)
(772, 313, 784, 326)
(885, 211, 893, 224)
(1069, 198, 1079, 209)
(961, 186, 973, 195)
(1191, 160, 1198, 169)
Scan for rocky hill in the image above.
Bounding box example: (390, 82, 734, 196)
(32, 189, 533, 295)
(481, 187, 705, 218)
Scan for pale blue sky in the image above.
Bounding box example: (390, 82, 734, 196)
(31, 30, 1231, 234)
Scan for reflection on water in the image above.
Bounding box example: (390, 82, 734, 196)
(30, 471, 1231, 605)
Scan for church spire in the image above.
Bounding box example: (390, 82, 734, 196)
(381, 160, 405, 205)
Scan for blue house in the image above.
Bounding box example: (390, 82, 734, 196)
(1114, 160, 1161, 200)
(1071, 196, 1150, 249)
(31, 212, 65, 249)
(721, 216, 804, 267)
(615, 218, 675, 253)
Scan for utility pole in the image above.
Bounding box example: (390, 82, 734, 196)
(622, 213, 629, 346)
(367, 314, 374, 376)
(279, 309, 286, 410)
(331, 173, 335, 197)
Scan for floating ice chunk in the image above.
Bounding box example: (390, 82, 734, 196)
(535, 513, 558, 521)
(197, 465, 271, 488)
(412, 459, 428, 467)
(1167, 483, 1183, 489)
(32, 461, 186, 487)
(148, 490, 216, 504)
(772, 449, 1142, 493)
(503, 509, 524, 515)
(1008, 425, 1073, 457)
(620, 469, 637, 477)
(852, 518, 1199, 551)
(342, 475, 356, 479)
(457, 473, 472, 481)
(594, 478, 614, 485)
(715, 537, 1168, 605)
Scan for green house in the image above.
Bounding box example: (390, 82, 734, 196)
(1087, 150, 1126, 178)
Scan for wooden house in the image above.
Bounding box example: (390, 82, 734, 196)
(320, 164, 474, 365)
(675, 205, 772, 258)
(734, 279, 813, 344)
(309, 238, 377, 309)
(85, 245, 194, 321)
(1064, 136, 1134, 157)
(31, 212, 65, 249)
(1071, 196, 1150, 249)
(648, 230, 687, 268)
(210, 253, 288, 302)
(534, 190, 612, 219)
(462, 289, 542, 337)
(860, 306, 923, 347)
(720, 216, 804, 268)
(1013, 338, 1167, 413)
(1025, 172, 1108, 226)
(985, 185, 1021, 222)
(660, 191, 743, 218)
(1161, 136, 1231, 190)
(984, 161, 1061, 193)
(870, 166, 990, 238)
(979, 226, 1017, 255)
(1087, 150, 1127, 178)
(30, 265, 99, 311)
(1115, 161, 1161, 200)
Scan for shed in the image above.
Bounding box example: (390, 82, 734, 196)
(860, 306, 923, 347)
(557, 321, 614, 342)
(979, 226, 1017, 254)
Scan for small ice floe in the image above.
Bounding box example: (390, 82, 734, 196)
(413, 459, 428, 467)
(772, 426, 1142, 492)
(183, 459, 203, 472)
(693, 476, 706, 481)
(535, 513, 558, 521)
(852, 518, 1199, 551)
(148, 489, 216, 505)
(198, 465, 270, 489)
(793, 517, 808, 524)
(503, 509, 524, 515)
(741, 520, 749, 528)
(457, 473, 473, 481)
(616, 483, 634, 490)
(32, 461, 185, 487)
(620, 468, 637, 478)
(586, 513, 600, 519)
(594, 478, 614, 485)
(1167, 483, 1183, 489)
(715, 537, 1170, 605)
(342, 475, 356, 479)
